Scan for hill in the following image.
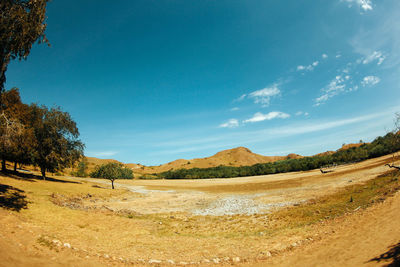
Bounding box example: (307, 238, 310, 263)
(140, 147, 302, 174)
(82, 143, 366, 175)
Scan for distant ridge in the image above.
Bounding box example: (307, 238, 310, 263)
(137, 147, 303, 174)
(85, 143, 365, 174)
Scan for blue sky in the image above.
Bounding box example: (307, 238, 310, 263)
(5, 0, 400, 165)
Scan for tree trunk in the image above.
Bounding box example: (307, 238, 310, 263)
(111, 179, 115, 189)
(40, 166, 46, 180)
(14, 162, 17, 172)
(1, 160, 6, 172)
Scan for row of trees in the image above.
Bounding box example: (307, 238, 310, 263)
(0, 88, 84, 179)
(159, 129, 400, 179)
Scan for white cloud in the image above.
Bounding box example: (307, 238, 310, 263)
(296, 111, 309, 116)
(153, 109, 396, 156)
(343, 0, 373, 11)
(243, 111, 290, 123)
(361, 75, 380, 86)
(362, 51, 386, 65)
(350, 3, 400, 69)
(230, 107, 239, 111)
(297, 61, 319, 72)
(248, 84, 280, 107)
(315, 75, 347, 106)
(235, 94, 247, 102)
(219, 119, 239, 128)
(322, 54, 328, 59)
(89, 151, 118, 157)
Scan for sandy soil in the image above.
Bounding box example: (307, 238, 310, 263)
(83, 155, 395, 216)
(256, 190, 400, 267)
(0, 153, 399, 266)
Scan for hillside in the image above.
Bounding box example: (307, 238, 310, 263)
(82, 143, 366, 175)
(140, 147, 302, 174)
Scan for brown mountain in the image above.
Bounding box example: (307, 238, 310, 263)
(85, 143, 365, 175)
(139, 147, 302, 174)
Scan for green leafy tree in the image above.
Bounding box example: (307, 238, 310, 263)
(29, 104, 84, 179)
(74, 157, 88, 177)
(0, 0, 49, 95)
(90, 162, 133, 189)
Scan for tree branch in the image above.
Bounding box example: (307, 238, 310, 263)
(385, 163, 400, 171)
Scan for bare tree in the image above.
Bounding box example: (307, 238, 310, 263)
(0, 111, 24, 171)
(385, 113, 400, 170)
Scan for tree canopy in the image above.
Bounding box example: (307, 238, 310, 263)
(0, 88, 84, 179)
(28, 104, 84, 179)
(90, 163, 133, 189)
(0, 0, 49, 95)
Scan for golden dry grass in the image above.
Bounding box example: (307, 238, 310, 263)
(1, 158, 399, 265)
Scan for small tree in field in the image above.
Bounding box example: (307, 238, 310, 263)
(90, 162, 133, 189)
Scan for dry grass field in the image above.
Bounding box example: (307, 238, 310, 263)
(1, 153, 400, 266)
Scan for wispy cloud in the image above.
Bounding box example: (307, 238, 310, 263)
(363, 51, 386, 65)
(219, 119, 239, 128)
(243, 111, 290, 123)
(151, 109, 396, 156)
(230, 107, 239, 111)
(88, 151, 118, 157)
(295, 111, 310, 116)
(361, 75, 380, 86)
(234, 94, 247, 102)
(350, 3, 400, 68)
(248, 84, 281, 107)
(315, 75, 347, 106)
(342, 0, 373, 11)
(322, 54, 328, 59)
(297, 61, 319, 72)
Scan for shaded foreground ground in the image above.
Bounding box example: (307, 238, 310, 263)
(0, 154, 400, 266)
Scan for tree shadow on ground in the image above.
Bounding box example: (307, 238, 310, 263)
(1, 171, 81, 184)
(368, 241, 400, 267)
(0, 184, 28, 211)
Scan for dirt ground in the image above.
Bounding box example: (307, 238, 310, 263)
(0, 154, 399, 266)
(85, 155, 394, 215)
